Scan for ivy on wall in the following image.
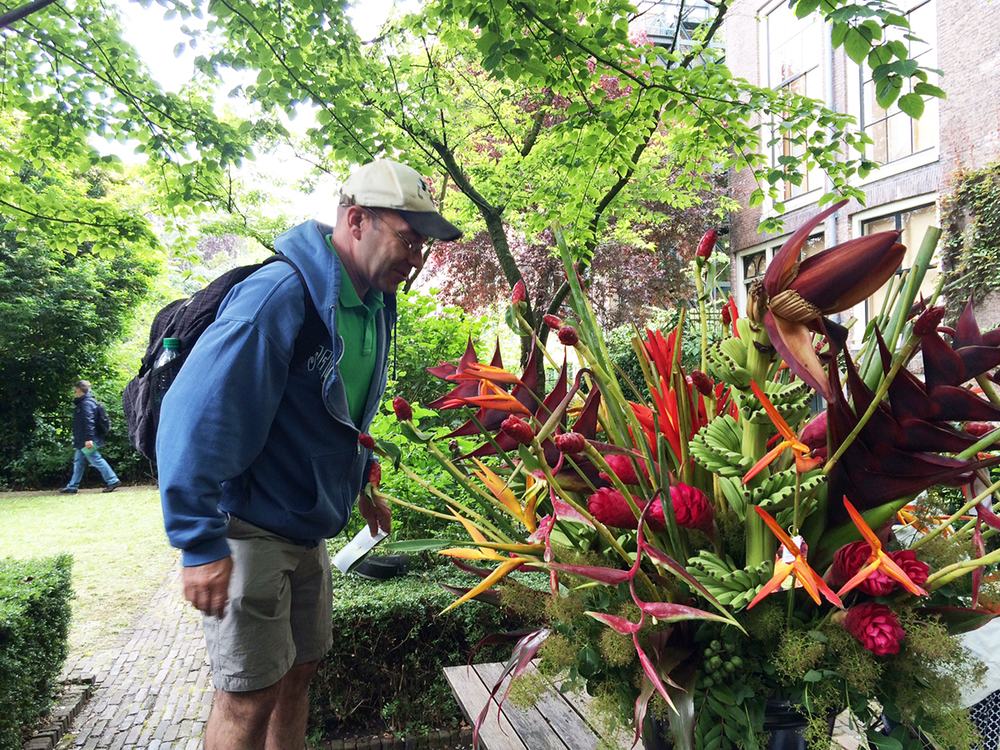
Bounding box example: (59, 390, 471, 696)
(940, 159, 1000, 312)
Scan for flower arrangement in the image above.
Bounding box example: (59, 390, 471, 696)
(373, 202, 1000, 750)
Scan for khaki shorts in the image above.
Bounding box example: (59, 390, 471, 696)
(202, 515, 333, 692)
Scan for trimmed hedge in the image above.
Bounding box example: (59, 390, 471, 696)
(310, 551, 540, 740)
(0, 554, 73, 749)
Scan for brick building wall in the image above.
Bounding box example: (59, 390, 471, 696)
(725, 0, 1000, 273)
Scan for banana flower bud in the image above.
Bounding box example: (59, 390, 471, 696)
(763, 199, 905, 399)
(511, 280, 526, 305)
(554, 432, 586, 454)
(557, 325, 579, 346)
(543, 314, 563, 329)
(359, 433, 375, 450)
(501, 415, 535, 445)
(393, 396, 413, 422)
(696, 228, 717, 259)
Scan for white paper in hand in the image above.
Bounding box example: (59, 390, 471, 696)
(332, 526, 389, 575)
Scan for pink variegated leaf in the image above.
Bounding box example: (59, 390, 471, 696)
(640, 542, 743, 627)
(586, 611, 642, 634)
(973, 517, 986, 608)
(473, 629, 550, 748)
(552, 498, 595, 526)
(977, 502, 1000, 532)
(636, 600, 736, 625)
(545, 562, 634, 585)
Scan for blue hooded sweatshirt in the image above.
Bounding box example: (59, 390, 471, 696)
(157, 221, 396, 566)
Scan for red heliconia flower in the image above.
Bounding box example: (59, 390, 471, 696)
(557, 325, 579, 346)
(554, 432, 586, 454)
(393, 396, 413, 422)
(542, 314, 563, 329)
(670, 483, 713, 534)
(368, 461, 382, 488)
(696, 228, 717, 259)
(844, 603, 905, 655)
(359, 433, 376, 450)
(691, 370, 713, 397)
(501, 415, 535, 445)
(763, 199, 905, 400)
(511, 280, 526, 304)
(600, 454, 650, 485)
(587, 487, 663, 531)
(913, 305, 946, 336)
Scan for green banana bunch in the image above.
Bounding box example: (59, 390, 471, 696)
(689, 415, 751, 478)
(688, 550, 772, 610)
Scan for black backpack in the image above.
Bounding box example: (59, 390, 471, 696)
(94, 401, 111, 438)
(122, 254, 326, 461)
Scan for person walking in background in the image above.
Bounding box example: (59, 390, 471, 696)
(60, 380, 120, 494)
(156, 160, 461, 750)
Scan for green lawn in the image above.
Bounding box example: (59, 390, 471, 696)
(0, 488, 178, 655)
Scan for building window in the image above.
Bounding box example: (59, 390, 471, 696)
(859, 0, 938, 166)
(764, 3, 825, 200)
(861, 203, 938, 322)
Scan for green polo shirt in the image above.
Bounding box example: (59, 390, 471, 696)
(325, 235, 384, 426)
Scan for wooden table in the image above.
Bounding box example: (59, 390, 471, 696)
(443, 662, 641, 750)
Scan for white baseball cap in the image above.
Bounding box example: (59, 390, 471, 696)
(339, 159, 462, 241)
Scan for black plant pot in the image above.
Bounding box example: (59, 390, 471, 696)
(353, 553, 409, 581)
(642, 699, 836, 750)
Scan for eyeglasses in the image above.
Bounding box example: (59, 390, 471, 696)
(364, 208, 424, 256)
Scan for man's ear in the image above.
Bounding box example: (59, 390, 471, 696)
(343, 205, 367, 240)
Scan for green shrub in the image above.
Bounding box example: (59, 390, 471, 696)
(0, 555, 73, 749)
(309, 549, 540, 739)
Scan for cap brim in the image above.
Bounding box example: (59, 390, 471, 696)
(397, 210, 463, 242)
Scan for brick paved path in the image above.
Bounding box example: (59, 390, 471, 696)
(59, 563, 213, 749)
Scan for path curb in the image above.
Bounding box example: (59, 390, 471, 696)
(21, 677, 94, 750)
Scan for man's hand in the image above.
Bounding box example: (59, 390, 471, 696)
(84, 440, 94, 449)
(182, 557, 233, 618)
(358, 491, 391, 536)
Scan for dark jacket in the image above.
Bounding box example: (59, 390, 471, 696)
(73, 393, 104, 449)
(156, 220, 397, 567)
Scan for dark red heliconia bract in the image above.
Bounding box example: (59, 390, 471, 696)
(393, 396, 413, 422)
(913, 305, 946, 337)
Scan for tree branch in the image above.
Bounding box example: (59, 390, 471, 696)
(521, 89, 554, 157)
(0, 0, 57, 30)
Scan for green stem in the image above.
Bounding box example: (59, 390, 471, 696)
(976, 375, 1000, 408)
(743, 320, 776, 567)
(911, 475, 1000, 551)
(927, 545, 1000, 590)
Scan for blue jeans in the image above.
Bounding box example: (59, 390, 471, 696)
(66, 448, 119, 489)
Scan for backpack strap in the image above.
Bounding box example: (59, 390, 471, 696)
(261, 254, 328, 368)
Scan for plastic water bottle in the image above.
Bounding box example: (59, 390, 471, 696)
(154, 338, 181, 403)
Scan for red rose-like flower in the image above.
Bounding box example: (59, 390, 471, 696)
(359, 433, 375, 450)
(368, 461, 382, 488)
(829, 541, 894, 595)
(671, 483, 714, 533)
(501, 415, 535, 445)
(557, 325, 579, 346)
(587, 487, 664, 531)
(599, 454, 650, 485)
(511, 280, 526, 304)
(891, 550, 929, 588)
(554, 432, 586, 454)
(393, 396, 413, 422)
(845, 603, 905, 655)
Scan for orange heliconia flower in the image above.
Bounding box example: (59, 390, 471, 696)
(836, 498, 929, 598)
(747, 506, 843, 609)
(742, 381, 822, 485)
